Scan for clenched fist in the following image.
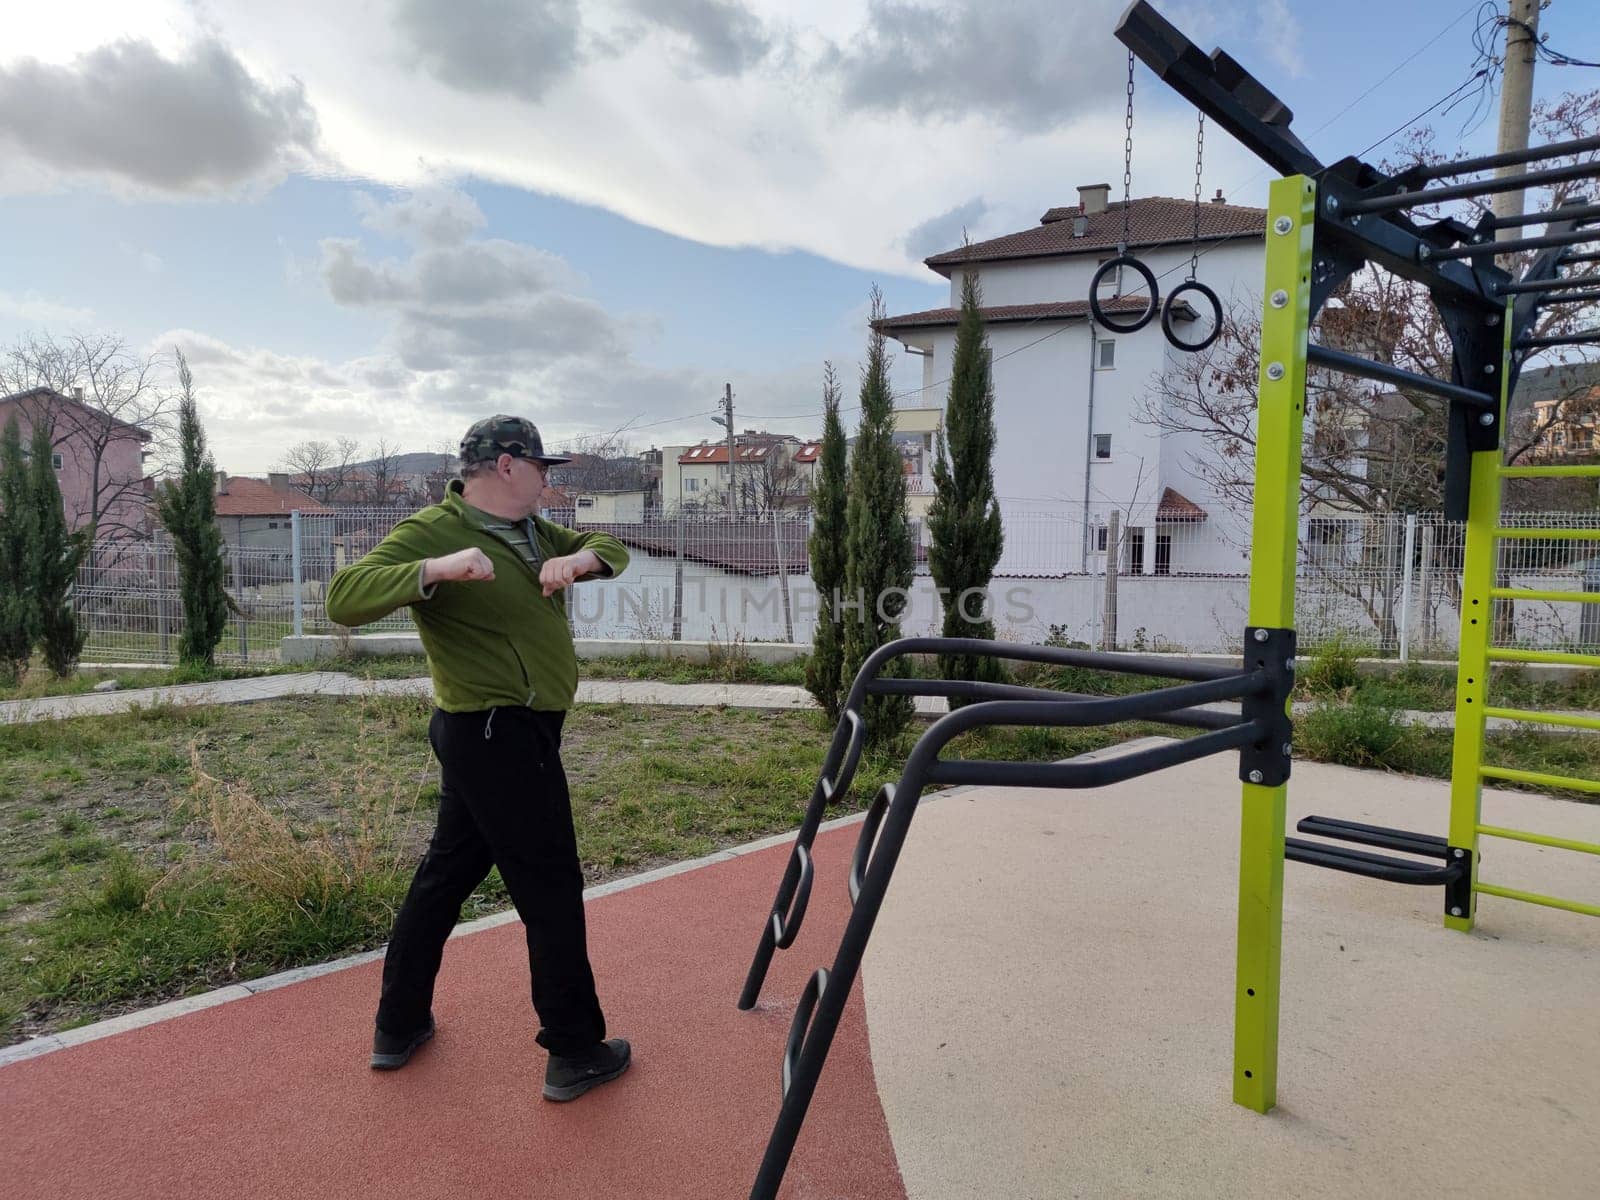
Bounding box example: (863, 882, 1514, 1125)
(540, 551, 601, 596)
(423, 548, 495, 586)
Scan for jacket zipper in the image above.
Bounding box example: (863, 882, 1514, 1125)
(509, 640, 537, 707)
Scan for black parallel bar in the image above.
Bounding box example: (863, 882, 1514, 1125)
(1498, 275, 1600, 294)
(1285, 838, 1462, 886)
(1534, 289, 1600, 306)
(1492, 201, 1600, 230)
(1561, 251, 1600, 265)
(1295, 815, 1450, 859)
(865, 677, 1245, 731)
(1520, 332, 1600, 349)
(926, 721, 1261, 790)
(1428, 228, 1600, 262)
(1307, 343, 1496, 408)
(1346, 160, 1600, 216)
(1411, 134, 1600, 181)
(855, 636, 1253, 684)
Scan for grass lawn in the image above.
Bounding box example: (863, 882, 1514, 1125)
(0, 695, 1157, 1046)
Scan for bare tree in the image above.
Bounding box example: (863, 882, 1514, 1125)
(355, 438, 408, 505)
(0, 333, 175, 539)
(734, 447, 807, 516)
(546, 429, 649, 495)
(277, 436, 360, 504)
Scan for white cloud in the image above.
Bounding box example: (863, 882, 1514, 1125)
(148, 0, 1266, 275)
(1253, 0, 1306, 79)
(0, 290, 97, 328)
(0, 36, 320, 196)
(353, 187, 488, 246)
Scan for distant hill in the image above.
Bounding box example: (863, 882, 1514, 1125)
(349, 451, 457, 475)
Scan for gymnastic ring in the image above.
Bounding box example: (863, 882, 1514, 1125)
(1089, 255, 1159, 333)
(1162, 279, 1223, 353)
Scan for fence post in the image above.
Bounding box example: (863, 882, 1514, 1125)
(772, 508, 794, 643)
(673, 513, 684, 642)
(1418, 523, 1436, 651)
(154, 538, 170, 660)
(1101, 509, 1120, 651)
(1398, 513, 1417, 662)
(291, 511, 304, 638)
(233, 547, 247, 659)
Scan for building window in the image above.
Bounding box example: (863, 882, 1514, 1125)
(1095, 526, 1108, 552)
(51, 453, 63, 470)
(1096, 339, 1116, 369)
(1094, 434, 1112, 460)
(576, 497, 595, 509)
(1127, 527, 1145, 574)
(686, 477, 699, 493)
(1096, 255, 1120, 297)
(1155, 533, 1172, 576)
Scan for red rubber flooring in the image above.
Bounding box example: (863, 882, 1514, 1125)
(0, 826, 904, 1200)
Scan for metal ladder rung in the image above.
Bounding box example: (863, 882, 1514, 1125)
(1477, 823, 1600, 856)
(1475, 881, 1600, 919)
(1485, 648, 1600, 669)
(1494, 527, 1600, 540)
(1499, 466, 1600, 478)
(1490, 588, 1600, 605)
(1480, 764, 1600, 795)
(1482, 706, 1600, 731)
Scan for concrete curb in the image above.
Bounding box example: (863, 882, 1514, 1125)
(0, 808, 893, 1070)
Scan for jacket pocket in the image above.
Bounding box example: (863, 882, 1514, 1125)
(508, 639, 536, 704)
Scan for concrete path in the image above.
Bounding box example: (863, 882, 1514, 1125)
(7, 668, 1600, 734)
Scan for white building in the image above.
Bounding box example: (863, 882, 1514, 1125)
(880, 185, 1266, 577)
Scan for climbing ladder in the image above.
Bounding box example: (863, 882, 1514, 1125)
(1447, 319, 1600, 926)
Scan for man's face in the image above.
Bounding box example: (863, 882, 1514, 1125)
(497, 452, 548, 512)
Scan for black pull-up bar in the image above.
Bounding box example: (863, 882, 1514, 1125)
(1561, 250, 1600, 266)
(1405, 133, 1600, 182)
(1426, 227, 1599, 262)
(1307, 343, 1497, 408)
(1490, 201, 1600, 230)
(1531, 289, 1600, 307)
(1498, 274, 1600, 295)
(1346, 160, 1600, 217)
(1518, 332, 1600, 350)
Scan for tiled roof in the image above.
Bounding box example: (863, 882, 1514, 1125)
(878, 297, 1176, 331)
(214, 477, 332, 517)
(923, 196, 1265, 273)
(1156, 487, 1207, 522)
(677, 443, 779, 465)
(793, 443, 821, 463)
(572, 518, 926, 576)
(0, 387, 153, 440)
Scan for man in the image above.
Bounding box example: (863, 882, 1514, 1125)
(327, 415, 632, 1102)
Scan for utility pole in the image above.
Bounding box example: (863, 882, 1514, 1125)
(1493, 0, 1542, 255)
(713, 382, 740, 515)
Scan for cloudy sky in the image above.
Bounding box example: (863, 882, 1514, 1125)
(1, 0, 1593, 473)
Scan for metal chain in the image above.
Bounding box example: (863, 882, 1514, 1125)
(1122, 51, 1134, 250)
(1189, 112, 1205, 279)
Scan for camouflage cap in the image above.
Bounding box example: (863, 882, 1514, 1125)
(458, 415, 571, 466)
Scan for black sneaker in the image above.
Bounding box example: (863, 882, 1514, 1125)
(542, 1037, 632, 1102)
(370, 1015, 435, 1070)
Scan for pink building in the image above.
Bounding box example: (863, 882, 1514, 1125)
(0, 387, 153, 537)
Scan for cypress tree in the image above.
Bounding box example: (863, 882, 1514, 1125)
(927, 270, 1005, 697)
(155, 353, 230, 666)
(0, 417, 39, 684)
(29, 416, 88, 676)
(804, 363, 849, 718)
(842, 288, 915, 746)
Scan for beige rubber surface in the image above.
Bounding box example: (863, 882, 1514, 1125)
(862, 743, 1600, 1199)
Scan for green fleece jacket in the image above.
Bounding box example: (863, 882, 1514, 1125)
(325, 482, 629, 712)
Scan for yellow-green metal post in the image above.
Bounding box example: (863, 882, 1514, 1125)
(1233, 175, 1315, 1115)
(1444, 300, 1513, 932)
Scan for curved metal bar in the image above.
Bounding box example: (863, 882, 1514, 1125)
(771, 844, 814, 950)
(927, 722, 1260, 789)
(780, 967, 828, 1099)
(1345, 160, 1600, 216)
(1285, 839, 1463, 886)
(866, 676, 1244, 731)
(848, 785, 894, 906)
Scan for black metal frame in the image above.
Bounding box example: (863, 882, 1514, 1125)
(1289, 815, 1472, 917)
(740, 635, 1272, 1198)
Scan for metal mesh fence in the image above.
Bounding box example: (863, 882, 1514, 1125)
(72, 506, 1600, 663)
